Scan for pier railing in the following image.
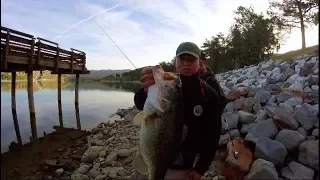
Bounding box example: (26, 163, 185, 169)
(1, 26, 89, 74)
(1, 26, 90, 147)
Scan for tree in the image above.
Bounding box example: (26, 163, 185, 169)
(159, 60, 175, 72)
(201, 6, 281, 72)
(267, 0, 319, 49)
(228, 24, 243, 69)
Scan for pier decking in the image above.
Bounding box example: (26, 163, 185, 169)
(1, 26, 90, 146)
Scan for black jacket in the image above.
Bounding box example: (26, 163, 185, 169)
(133, 71, 227, 175)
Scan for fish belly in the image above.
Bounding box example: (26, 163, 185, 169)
(140, 113, 182, 179)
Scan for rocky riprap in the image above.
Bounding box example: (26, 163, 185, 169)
(61, 106, 225, 180)
(215, 54, 319, 180)
(51, 55, 318, 180)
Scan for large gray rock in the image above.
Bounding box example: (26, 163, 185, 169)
(279, 103, 294, 114)
(55, 168, 64, 177)
(312, 128, 319, 137)
(245, 119, 278, 143)
(312, 85, 319, 91)
(294, 103, 318, 131)
(238, 110, 256, 124)
(266, 95, 277, 105)
(89, 167, 101, 178)
(289, 76, 306, 91)
(242, 97, 257, 111)
(234, 98, 245, 110)
(71, 174, 89, 180)
(275, 130, 305, 150)
(313, 104, 319, 115)
(255, 109, 268, 123)
(105, 151, 118, 163)
(229, 129, 240, 140)
(276, 92, 294, 103)
(254, 137, 288, 166)
(81, 146, 106, 163)
(304, 86, 312, 93)
(297, 127, 308, 137)
(274, 107, 299, 129)
(241, 123, 257, 134)
(267, 84, 281, 91)
(242, 97, 261, 114)
(222, 112, 239, 129)
(284, 97, 303, 107)
(117, 149, 132, 157)
(280, 161, 314, 180)
(307, 75, 319, 86)
(102, 167, 123, 178)
(74, 164, 91, 174)
(225, 102, 234, 112)
(219, 134, 230, 146)
(246, 159, 278, 179)
(265, 106, 278, 118)
(254, 90, 272, 104)
(298, 140, 319, 170)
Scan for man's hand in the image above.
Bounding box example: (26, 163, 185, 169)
(140, 65, 160, 92)
(187, 170, 202, 180)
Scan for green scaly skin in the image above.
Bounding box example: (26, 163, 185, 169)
(140, 80, 184, 180)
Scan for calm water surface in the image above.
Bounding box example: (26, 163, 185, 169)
(1, 80, 141, 153)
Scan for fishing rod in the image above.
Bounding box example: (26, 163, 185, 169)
(93, 18, 141, 75)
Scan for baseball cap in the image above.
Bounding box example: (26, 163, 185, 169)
(176, 42, 201, 59)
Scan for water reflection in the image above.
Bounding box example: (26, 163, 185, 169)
(1, 80, 141, 153)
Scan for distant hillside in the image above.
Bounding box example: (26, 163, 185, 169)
(68, 69, 131, 80)
(271, 45, 318, 61)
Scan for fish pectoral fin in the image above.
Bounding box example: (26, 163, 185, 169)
(133, 112, 145, 124)
(132, 150, 148, 175)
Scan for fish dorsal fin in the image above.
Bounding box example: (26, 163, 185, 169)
(133, 112, 145, 125)
(132, 150, 148, 175)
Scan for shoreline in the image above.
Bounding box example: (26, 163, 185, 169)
(0, 106, 141, 180)
(1, 106, 224, 180)
(1, 79, 58, 83)
(68, 79, 140, 83)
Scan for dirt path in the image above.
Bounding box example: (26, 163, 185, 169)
(1, 127, 90, 180)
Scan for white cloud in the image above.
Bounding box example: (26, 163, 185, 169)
(1, 0, 318, 70)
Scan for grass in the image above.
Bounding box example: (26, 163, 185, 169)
(271, 45, 319, 61)
(1, 71, 70, 81)
(1, 80, 70, 92)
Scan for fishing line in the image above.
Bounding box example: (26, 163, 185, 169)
(93, 18, 141, 75)
(52, 4, 122, 41)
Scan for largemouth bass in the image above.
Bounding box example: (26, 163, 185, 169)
(132, 66, 185, 179)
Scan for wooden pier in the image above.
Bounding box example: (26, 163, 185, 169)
(1, 26, 90, 145)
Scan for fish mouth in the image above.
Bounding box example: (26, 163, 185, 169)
(163, 72, 180, 81)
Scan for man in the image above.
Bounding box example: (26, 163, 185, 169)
(199, 51, 227, 114)
(199, 51, 208, 74)
(134, 42, 227, 180)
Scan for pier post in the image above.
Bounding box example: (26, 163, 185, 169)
(27, 71, 37, 141)
(75, 73, 81, 130)
(11, 72, 22, 146)
(58, 74, 63, 127)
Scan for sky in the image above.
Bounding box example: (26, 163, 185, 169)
(1, 0, 318, 70)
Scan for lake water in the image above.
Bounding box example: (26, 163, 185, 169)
(1, 80, 141, 153)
